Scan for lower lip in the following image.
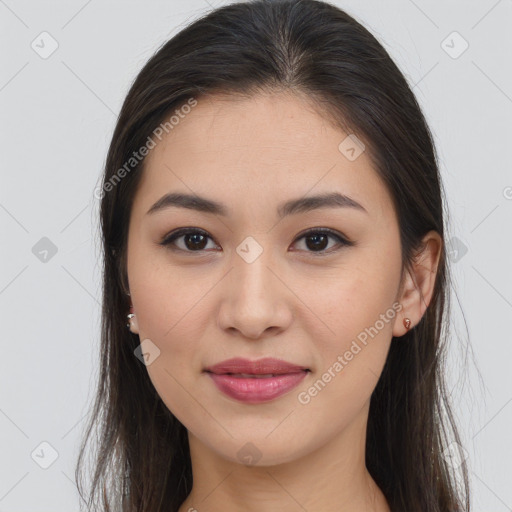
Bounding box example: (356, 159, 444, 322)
(207, 371, 308, 404)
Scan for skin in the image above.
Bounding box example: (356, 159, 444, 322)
(125, 90, 442, 512)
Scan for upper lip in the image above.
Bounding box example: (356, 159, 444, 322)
(204, 357, 309, 375)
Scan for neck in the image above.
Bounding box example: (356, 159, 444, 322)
(178, 401, 390, 512)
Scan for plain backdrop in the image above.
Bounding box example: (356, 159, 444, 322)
(1, 0, 511, 510)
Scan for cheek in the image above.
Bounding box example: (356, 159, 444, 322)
(308, 266, 398, 350)
(133, 275, 211, 368)
(127, 252, 219, 420)
(303, 250, 400, 397)
(128, 241, 215, 340)
(132, 287, 208, 426)
(294, 279, 397, 434)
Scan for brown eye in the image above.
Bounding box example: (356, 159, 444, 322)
(304, 233, 330, 251)
(160, 228, 218, 252)
(291, 228, 353, 255)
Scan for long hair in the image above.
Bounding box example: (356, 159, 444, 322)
(76, 1, 471, 510)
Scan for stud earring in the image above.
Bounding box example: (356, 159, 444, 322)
(403, 318, 411, 331)
(126, 305, 134, 328)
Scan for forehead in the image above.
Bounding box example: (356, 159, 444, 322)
(133, 91, 394, 222)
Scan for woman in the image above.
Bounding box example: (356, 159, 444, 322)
(77, 1, 471, 510)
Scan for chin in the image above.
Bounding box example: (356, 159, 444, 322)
(203, 434, 311, 468)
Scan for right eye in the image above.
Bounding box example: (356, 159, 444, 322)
(159, 227, 219, 253)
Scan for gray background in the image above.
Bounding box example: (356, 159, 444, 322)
(1, 0, 511, 510)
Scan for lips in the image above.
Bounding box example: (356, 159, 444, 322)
(204, 357, 309, 376)
(204, 357, 310, 403)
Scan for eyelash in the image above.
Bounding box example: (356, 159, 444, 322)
(159, 227, 354, 256)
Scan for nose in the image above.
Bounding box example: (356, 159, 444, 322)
(216, 248, 293, 340)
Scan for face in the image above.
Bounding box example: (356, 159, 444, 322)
(126, 91, 405, 466)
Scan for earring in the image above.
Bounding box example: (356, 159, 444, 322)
(126, 305, 134, 328)
(403, 318, 411, 331)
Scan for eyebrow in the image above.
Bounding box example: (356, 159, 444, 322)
(146, 191, 368, 218)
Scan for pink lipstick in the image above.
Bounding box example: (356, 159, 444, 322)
(204, 357, 309, 404)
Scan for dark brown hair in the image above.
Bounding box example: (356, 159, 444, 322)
(76, 1, 471, 510)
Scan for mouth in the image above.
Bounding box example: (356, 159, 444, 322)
(204, 357, 310, 376)
(203, 357, 311, 403)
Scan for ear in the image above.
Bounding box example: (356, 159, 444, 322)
(393, 230, 442, 337)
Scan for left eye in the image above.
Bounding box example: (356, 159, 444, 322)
(292, 228, 352, 254)
(159, 227, 353, 255)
